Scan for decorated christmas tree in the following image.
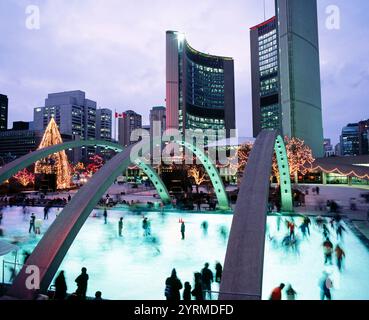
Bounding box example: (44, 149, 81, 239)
(34, 117, 71, 189)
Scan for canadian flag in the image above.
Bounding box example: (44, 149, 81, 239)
(115, 112, 127, 119)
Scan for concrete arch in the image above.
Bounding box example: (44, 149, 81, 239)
(219, 130, 293, 300)
(6, 145, 137, 299)
(0, 140, 171, 205)
(178, 140, 230, 210)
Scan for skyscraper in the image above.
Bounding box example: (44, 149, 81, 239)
(96, 108, 112, 142)
(118, 110, 142, 147)
(0, 94, 8, 131)
(340, 123, 360, 156)
(250, 0, 324, 157)
(34, 90, 98, 160)
(166, 31, 236, 138)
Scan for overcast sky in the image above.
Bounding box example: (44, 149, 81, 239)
(1, 0, 369, 145)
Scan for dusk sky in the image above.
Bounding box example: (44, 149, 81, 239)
(1, 0, 369, 145)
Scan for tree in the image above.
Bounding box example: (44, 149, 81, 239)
(13, 169, 35, 187)
(273, 137, 315, 184)
(87, 155, 104, 175)
(188, 166, 208, 194)
(34, 118, 71, 190)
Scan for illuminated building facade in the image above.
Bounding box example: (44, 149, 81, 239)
(251, 0, 324, 157)
(166, 31, 236, 138)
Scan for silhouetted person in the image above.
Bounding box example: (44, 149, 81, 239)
(201, 263, 214, 299)
(286, 285, 297, 300)
(165, 269, 183, 300)
(68, 194, 72, 202)
(320, 272, 333, 300)
(181, 221, 185, 240)
(201, 221, 208, 236)
(270, 283, 285, 300)
(335, 245, 346, 272)
(0, 210, 3, 225)
(29, 213, 36, 234)
(43, 206, 49, 220)
(103, 208, 108, 224)
(118, 217, 123, 237)
(303, 216, 311, 235)
(191, 272, 204, 301)
(75, 267, 89, 299)
(23, 251, 31, 264)
(94, 291, 102, 300)
(183, 282, 192, 301)
(336, 223, 346, 240)
(215, 262, 223, 283)
(323, 238, 334, 265)
(316, 186, 320, 195)
(54, 271, 67, 300)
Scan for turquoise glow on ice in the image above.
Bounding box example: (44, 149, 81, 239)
(1, 207, 369, 300)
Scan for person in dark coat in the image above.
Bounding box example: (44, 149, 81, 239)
(215, 262, 223, 283)
(201, 263, 214, 299)
(103, 208, 108, 224)
(165, 269, 183, 300)
(183, 282, 191, 301)
(75, 267, 89, 299)
(181, 222, 185, 240)
(29, 213, 36, 234)
(118, 217, 123, 237)
(54, 271, 67, 300)
(191, 272, 204, 301)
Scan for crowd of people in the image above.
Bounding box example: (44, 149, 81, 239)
(268, 212, 348, 300)
(164, 262, 223, 301)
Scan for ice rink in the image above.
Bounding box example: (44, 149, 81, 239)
(1, 206, 369, 300)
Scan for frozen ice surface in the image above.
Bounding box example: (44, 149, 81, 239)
(1, 207, 369, 300)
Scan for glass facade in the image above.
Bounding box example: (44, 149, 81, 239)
(0, 94, 8, 131)
(257, 20, 281, 131)
(177, 41, 230, 133)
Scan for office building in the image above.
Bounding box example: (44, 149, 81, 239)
(0, 122, 42, 162)
(166, 31, 236, 138)
(340, 123, 360, 156)
(323, 139, 335, 157)
(34, 90, 97, 161)
(118, 110, 142, 147)
(0, 94, 8, 131)
(96, 108, 112, 142)
(250, 0, 324, 157)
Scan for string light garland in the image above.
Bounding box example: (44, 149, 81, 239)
(34, 118, 71, 190)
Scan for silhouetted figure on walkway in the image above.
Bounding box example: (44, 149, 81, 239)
(103, 208, 108, 224)
(181, 221, 185, 240)
(201, 262, 214, 300)
(270, 283, 285, 300)
(335, 245, 346, 272)
(29, 213, 36, 234)
(286, 285, 297, 300)
(215, 262, 223, 283)
(316, 186, 320, 195)
(94, 291, 102, 300)
(191, 272, 204, 301)
(68, 194, 71, 202)
(118, 217, 123, 237)
(183, 282, 191, 301)
(54, 271, 67, 300)
(165, 269, 183, 301)
(75, 267, 89, 300)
